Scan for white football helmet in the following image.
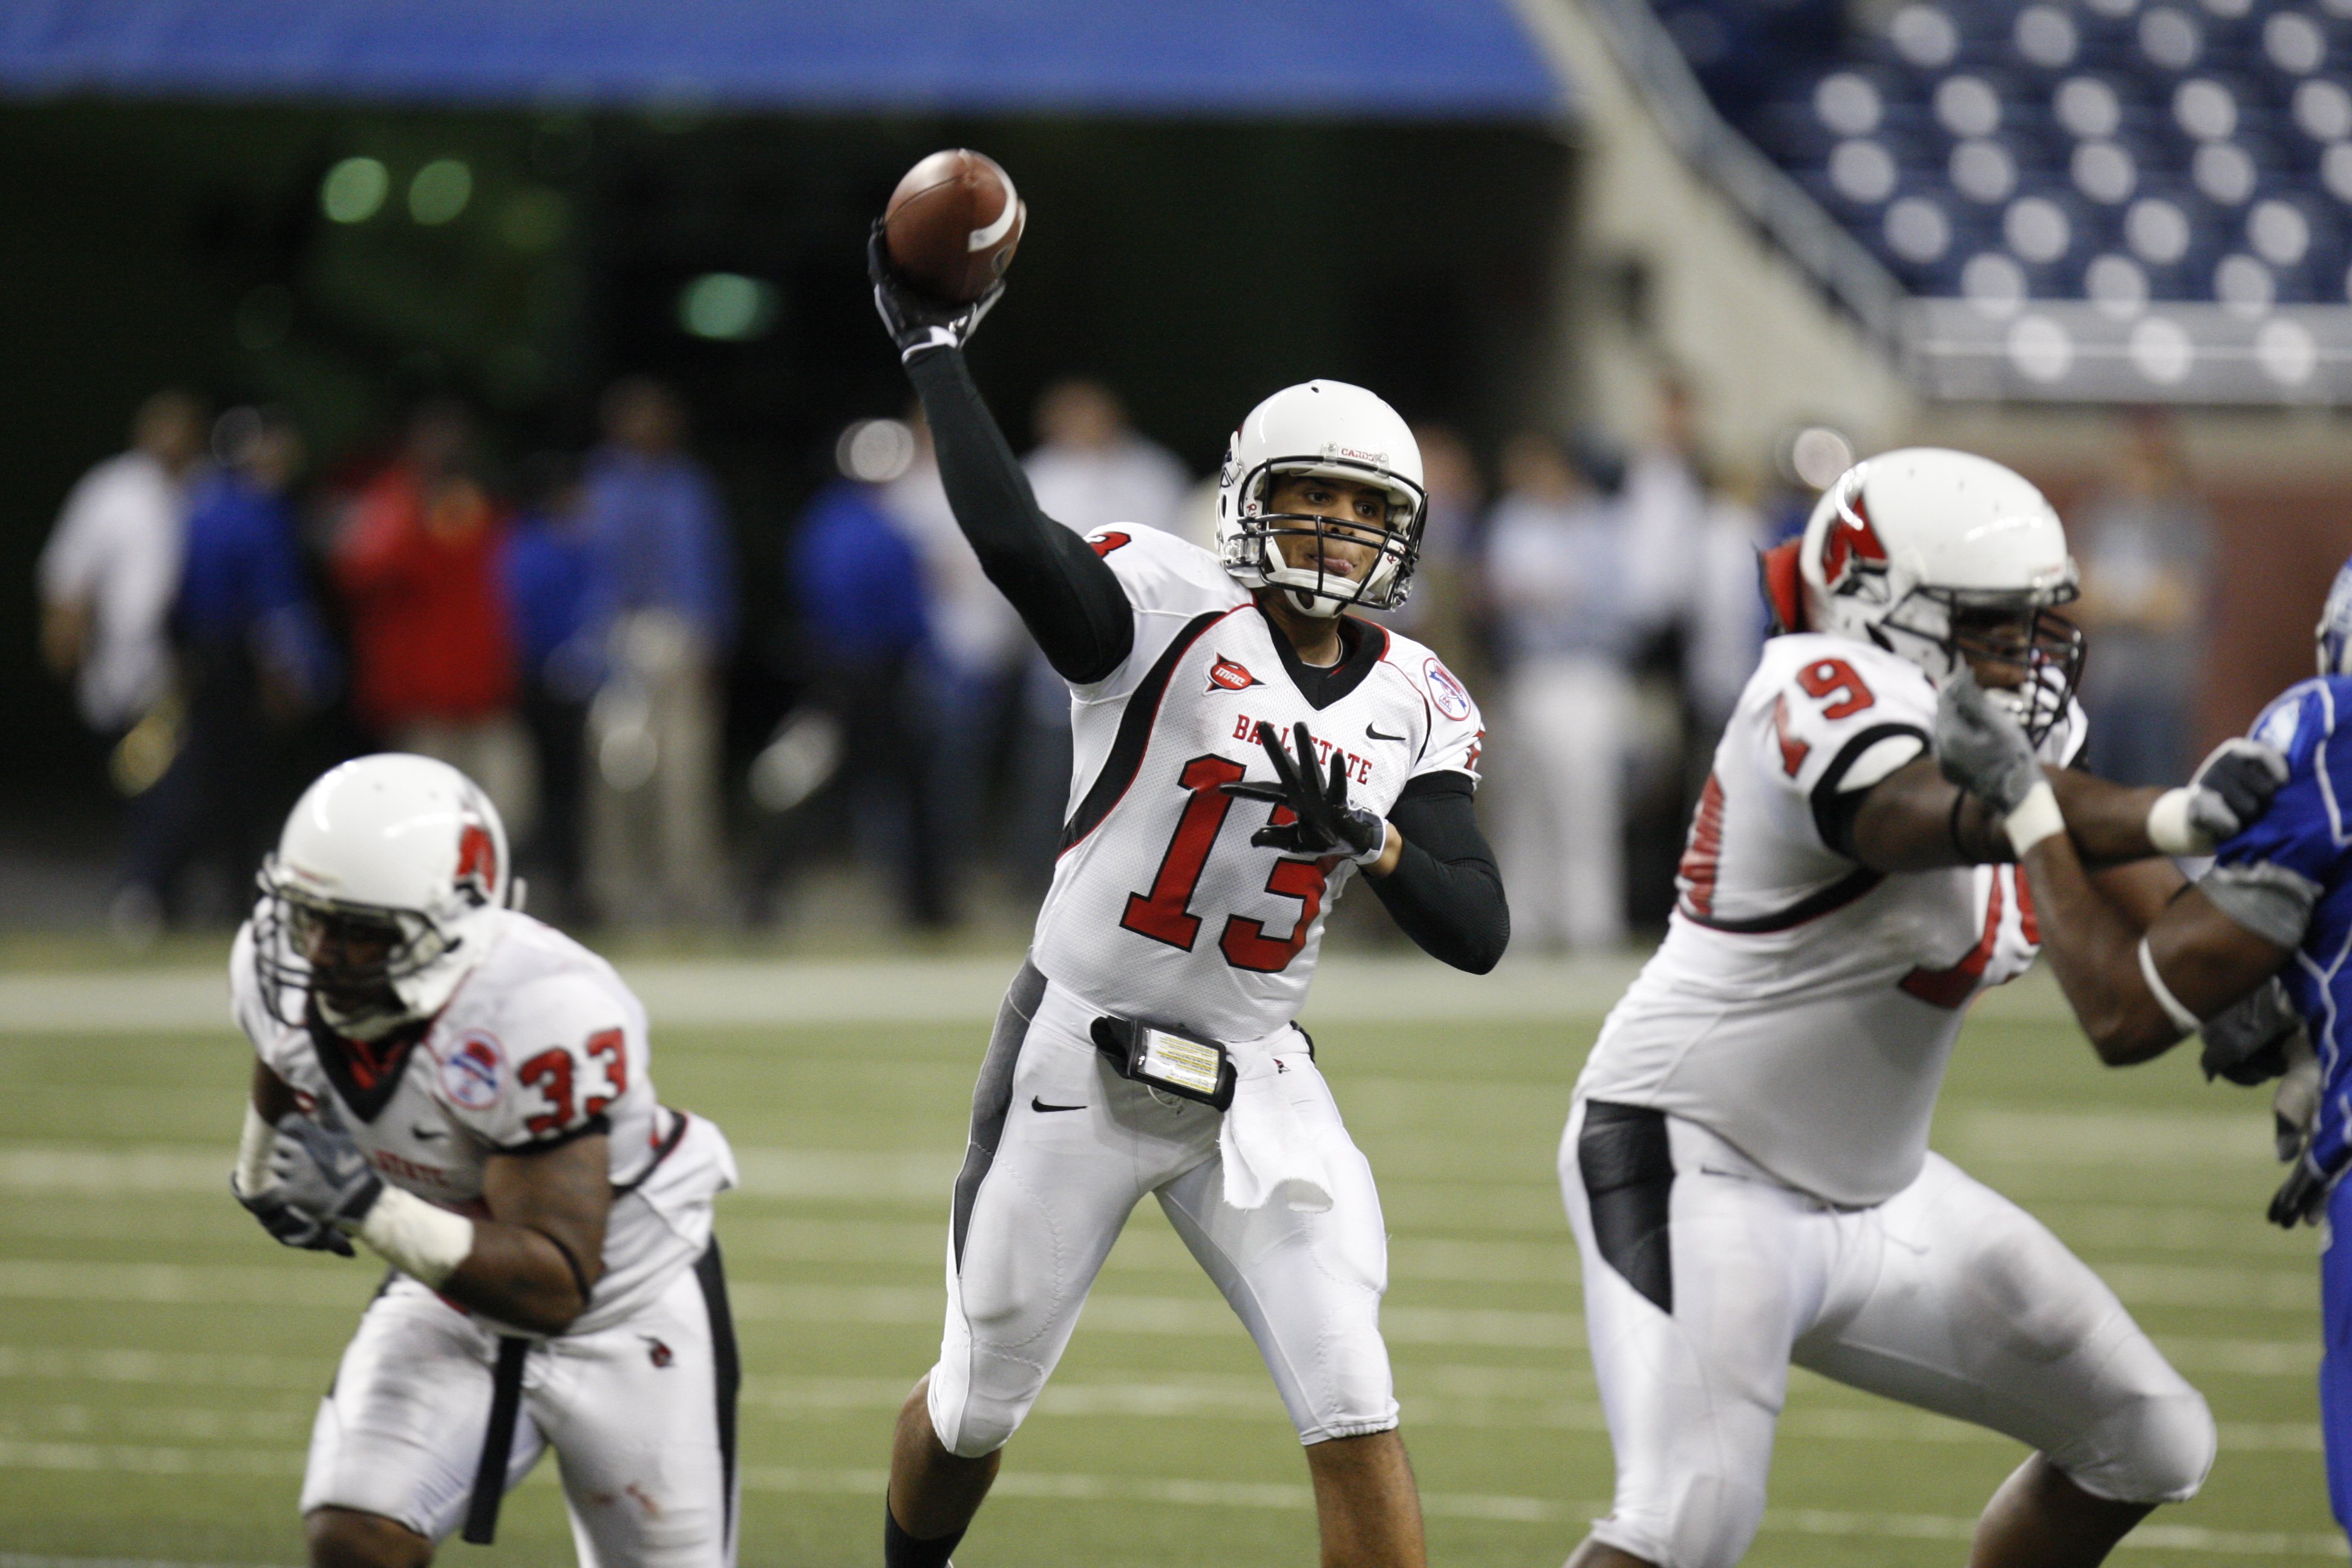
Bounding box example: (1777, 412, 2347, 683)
(2318, 551, 2352, 676)
(1798, 448, 2083, 740)
(1215, 381, 1426, 618)
(252, 754, 512, 1039)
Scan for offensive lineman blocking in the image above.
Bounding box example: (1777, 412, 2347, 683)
(867, 235, 1508, 1567)
(1560, 452, 2285, 1568)
(226, 755, 740, 1567)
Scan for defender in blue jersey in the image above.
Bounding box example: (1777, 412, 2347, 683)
(1938, 555, 2352, 1546)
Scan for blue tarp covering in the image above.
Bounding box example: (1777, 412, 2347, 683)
(0, 1, 1566, 119)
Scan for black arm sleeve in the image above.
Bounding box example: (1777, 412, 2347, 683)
(1368, 773, 1510, 975)
(903, 348, 1135, 684)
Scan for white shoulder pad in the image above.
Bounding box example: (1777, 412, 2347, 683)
(1383, 628, 1485, 784)
(1745, 635, 1936, 803)
(436, 962, 645, 1151)
(1089, 526, 1245, 618)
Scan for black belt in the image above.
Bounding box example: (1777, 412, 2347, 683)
(462, 1334, 532, 1544)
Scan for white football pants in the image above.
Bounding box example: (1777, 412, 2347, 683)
(926, 962, 1399, 1456)
(1560, 1097, 2214, 1568)
(302, 1249, 738, 1565)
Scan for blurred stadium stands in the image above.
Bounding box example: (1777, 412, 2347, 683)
(1623, 0, 2352, 399)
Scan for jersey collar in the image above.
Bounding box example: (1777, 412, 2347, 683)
(1261, 611, 1388, 711)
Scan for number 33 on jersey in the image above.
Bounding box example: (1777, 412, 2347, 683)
(1031, 528, 1484, 1045)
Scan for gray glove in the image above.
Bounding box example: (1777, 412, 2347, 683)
(2275, 1034, 2323, 1161)
(1935, 669, 2045, 815)
(266, 1106, 385, 1235)
(2198, 976, 2304, 1085)
(232, 1172, 354, 1255)
(2184, 737, 2290, 845)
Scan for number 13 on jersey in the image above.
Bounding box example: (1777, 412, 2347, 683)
(1119, 754, 1334, 974)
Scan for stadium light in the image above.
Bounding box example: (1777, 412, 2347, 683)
(320, 157, 388, 223)
(678, 273, 778, 341)
(409, 159, 472, 225)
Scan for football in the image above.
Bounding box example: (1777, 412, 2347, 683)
(882, 148, 1027, 304)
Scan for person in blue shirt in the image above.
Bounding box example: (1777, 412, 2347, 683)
(128, 407, 335, 923)
(1936, 555, 2352, 1545)
(776, 445, 949, 929)
(581, 377, 737, 923)
(501, 452, 605, 924)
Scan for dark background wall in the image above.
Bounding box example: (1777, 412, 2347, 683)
(0, 102, 1569, 832)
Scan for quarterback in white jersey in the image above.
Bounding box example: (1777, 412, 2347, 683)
(1561, 452, 2282, 1568)
(871, 232, 1507, 1568)
(226, 756, 738, 1568)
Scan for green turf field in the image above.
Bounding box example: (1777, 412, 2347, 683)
(0, 964, 2337, 1566)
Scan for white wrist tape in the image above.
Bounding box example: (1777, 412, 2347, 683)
(2145, 787, 2211, 857)
(349, 1186, 475, 1288)
(2003, 780, 2066, 855)
(2137, 936, 2202, 1038)
(234, 1105, 275, 1198)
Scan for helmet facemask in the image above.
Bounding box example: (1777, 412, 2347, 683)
(1223, 457, 1425, 618)
(1877, 586, 2085, 744)
(252, 860, 479, 1040)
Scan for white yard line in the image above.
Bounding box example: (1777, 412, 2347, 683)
(0, 950, 2107, 1033)
(4, 1445, 2326, 1557)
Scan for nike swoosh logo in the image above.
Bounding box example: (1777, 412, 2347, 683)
(1366, 725, 1407, 743)
(1031, 1097, 1086, 1114)
(413, 1126, 448, 1142)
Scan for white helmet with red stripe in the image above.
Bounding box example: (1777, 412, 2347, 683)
(1797, 448, 2083, 739)
(253, 754, 512, 1039)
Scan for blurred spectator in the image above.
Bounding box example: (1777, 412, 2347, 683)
(335, 400, 532, 835)
(1023, 377, 1189, 537)
(127, 408, 335, 926)
(1484, 431, 1639, 953)
(501, 454, 603, 926)
(2073, 411, 2213, 786)
(1685, 468, 1771, 738)
(780, 418, 949, 928)
(37, 390, 207, 938)
(1005, 381, 1195, 891)
(1376, 424, 1485, 672)
(1618, 375, 1710, 642)
(38, 390, 205, 736)
(582, 377, 736, 926)
(883, 407, 1024, 916)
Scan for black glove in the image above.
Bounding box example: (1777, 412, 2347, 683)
(2270, 1155, 2331, 1228)
(266, 1107, 385, 1235)
(1221, 720, 1387, 864)
(2198, 976, 2303, 1085)
(1935, 670, 2045, 815)
(867, 223, 1004, 362)
(2186, 737, 2290, 846)
(232, 1172, 355, 1255)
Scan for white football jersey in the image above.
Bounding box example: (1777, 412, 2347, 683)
(1032, 528, 1485, 1044)
(230, 910, 736, 1336)
(1578, 632, 2086, 1206)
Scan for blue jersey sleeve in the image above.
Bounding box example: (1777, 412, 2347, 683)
(2214, 679, 2352, 889)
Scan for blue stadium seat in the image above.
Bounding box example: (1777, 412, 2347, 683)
(1648, 0, 2352, 309)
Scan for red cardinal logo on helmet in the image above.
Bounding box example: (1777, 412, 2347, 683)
(1817, 489, 1888, 596)
(454, 822, 498, 904)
